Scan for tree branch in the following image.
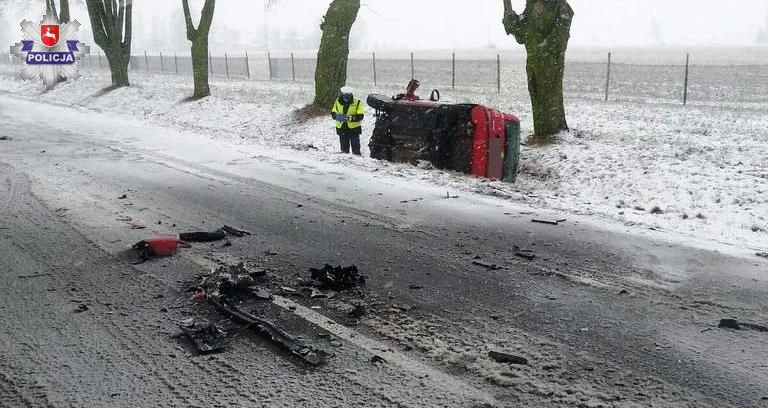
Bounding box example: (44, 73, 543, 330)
(181, 0, 198, 41)
(116, 0, 124, 45)
(60, 0, 71, 23)
(46, 0, 59, 19)
(197, 0, 215, 35)
(123, 0, 132, 52)
(85, 0, 109, 49)
(501, 0, 527, 44)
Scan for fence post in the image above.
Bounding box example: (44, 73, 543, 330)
(209, 52, 213, 75)
(290, 52, 295, 81)
(683, 53, 690, 105)
(605, 52, 612, 101)
(372, 52, 377, 86)
(245, 51, 250, 79)
(410, 51, 414, 79)
(267, 51, 272, 80)
(160, 52, 164, 72)
(174, 53, 178, 74)
(452, 52, 456, 90)
(225, 52, 230, 79)
(144, 50, 148, 72)
(496, 54, 501, 93)
(98, 52, 102, 69)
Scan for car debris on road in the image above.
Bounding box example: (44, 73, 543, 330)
(718, 318, 768, 332)
(129, 225, 252, 263)
(173, 319, 228, 355)
(308, 264, 366, 290)
(488, 350, 529, 365)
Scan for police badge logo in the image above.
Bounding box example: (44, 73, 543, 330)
(9, 9, 90, 90)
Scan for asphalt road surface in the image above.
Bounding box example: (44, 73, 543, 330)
(1, 94, 767, 407)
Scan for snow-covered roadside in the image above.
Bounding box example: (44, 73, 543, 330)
(0, 65, 766, 253)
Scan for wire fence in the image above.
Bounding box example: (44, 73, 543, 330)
(3, 50, 768, 107)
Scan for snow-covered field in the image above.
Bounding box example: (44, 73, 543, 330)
(0, 63, 766, 253)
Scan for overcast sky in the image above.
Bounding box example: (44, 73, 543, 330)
(3, 0, 768, 53)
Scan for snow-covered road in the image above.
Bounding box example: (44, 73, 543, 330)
(1, 91, 767, 406)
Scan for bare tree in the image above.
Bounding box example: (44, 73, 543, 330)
(267, 0, 360, 113)
(182, 0, 215, 98)
(502, 0, 574, 141)
(84, 0, 132, 87)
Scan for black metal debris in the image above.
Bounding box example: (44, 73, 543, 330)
(197, 262, 268, 298)
(174, 323, 228, 355)
(208, 296, 327, 365)
(180, 230, 227, 242)
(718, 318, 768, 332)
(488, 350, 528, 365)
(472, 260, 502, 270)
(180, 225, 252, 242)
(309, 264, 366, 290)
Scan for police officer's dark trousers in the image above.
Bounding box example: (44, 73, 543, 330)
(339, 131, 361, 155)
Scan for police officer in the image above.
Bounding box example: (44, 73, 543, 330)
(331, 86, 365, 155)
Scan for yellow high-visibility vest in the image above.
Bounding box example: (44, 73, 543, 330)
(331, 98, 364, 129)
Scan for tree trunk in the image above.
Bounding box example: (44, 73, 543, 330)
(312, 0, 360, 110)
(502, 0, 573, 141)
(105, 49, 129, 87)
(190, 39, 209, 98)
(84, 0, 133, 87)
(182, 0, 215, 99)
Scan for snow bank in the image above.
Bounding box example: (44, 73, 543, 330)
(0, 64, 765, 252)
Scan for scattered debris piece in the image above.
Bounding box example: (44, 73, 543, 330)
(718, 319, 741, 330)
(252, 287, 273, 300)
(310, 289, 333, 299)
(472, 260, 502, 270)
(118, 194, 128, 199)
(17, 273, 53, 279)
(130, 224, 146, 230)
(174, 322, 227, 355)
(393, 304, 414, 312)
(370, 355, 387, 364)
(192, 288, 207, 301)
(222, 240, 232, 247)
(408, 284, 424, 290)
(400, 198, 423, 203)
(718, 318, 768, 332)
(512, 245, 535, 260)
(488, 350, 528, 365)
(348, 304, 366, 318)
(0, 136, 10, 141)
(757, 252, 768, 258)
(74, 304, 89, 313)
(309, 264, 366, 290)
(221, 225, 251, 237)
(445, 192, 459, 199)
(131, 236, 191, 263)
(531, 219, 560, 225)
(618, 289, 630, 295)
(197, 262, 269, 298)
(264, 250, 279, 256)
(208, 297, 327, 365)
(180, 230, 226, 242)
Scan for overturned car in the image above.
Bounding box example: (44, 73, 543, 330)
(366, 89, 521, 182)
